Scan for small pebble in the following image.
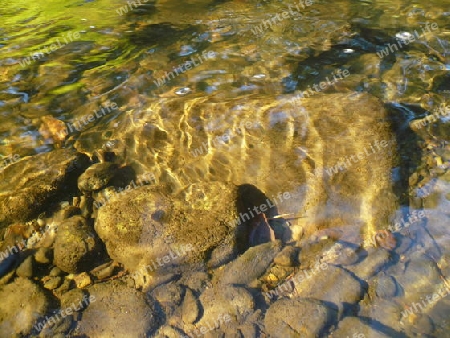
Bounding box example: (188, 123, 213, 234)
(50, 266, 63, 277)
(91, 262, 115, 280)
(16, 256, 34, 278)
(56, 206, 82, 221)
(375, 274, 398, 299)
(60, 288, 88, 309)
(374, 230, 397, 251)
(37, 218, 46, 227)
(175, 87, 192, 96)
(34, 247, 53, 264)
(73, 196, 81, 207)
(73, 272, 92, 288)
(181, 288, 200, 324)
(43, 276, 63, 290)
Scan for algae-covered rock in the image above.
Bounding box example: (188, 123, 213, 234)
(54, 216, 103, 274)
(77, 162, 119, 192)
(94, 182, 237, 275)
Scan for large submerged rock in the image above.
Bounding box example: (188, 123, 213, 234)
(81, 93, 398, 244)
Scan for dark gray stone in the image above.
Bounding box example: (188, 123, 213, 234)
(216, 241, 282, 286)
(293, 264, 363, 318)
(347, 247, 390, 280)
(374, 274, 398, 299)
(265, 298, 337, 337)
(197, 285, 254, 331)
(332, 316, 391, 338)
(75, 280, 158, 337)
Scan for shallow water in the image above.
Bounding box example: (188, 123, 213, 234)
(1, 0, 450, 337)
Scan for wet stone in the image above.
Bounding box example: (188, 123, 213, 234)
(181, 288, 200, 324)
(236, 323, 258, 337)
(75, 280, 158, 337)
(393, 235, 413, 255)
(49, 267, 63, 277)
(16, 255, 34, 278)
(374, 274, 398, 299)
(0, 277, 50, 336)
(207, 235, 238, 269)
(53, 278, 73, 298)
(179, 271, 210, 293)
(94, 182, 236, 281)
(77, 162, 119, 192)
(42, 276, 63, 290)
(53, 216, 101, 274)
(394, 251, 442, 304)
(374, 230, 397, 251)
(298, 239, 335, 269)
(156, 325, 186, 337)
(346, 247, 390, 280)
(320, 242, 362, 266)
(273, 246, 299, 267)
(197, 285, 254, 330)
(422, 191, 441, 209)
(0, 270, 15, 286)
(405, 313, 435, 337)
(293, 264, 363, 318)
(264, 298, 337, 337)
(426, 298, 450, 336)
(59, 288, 88, 310)
(331, 316, 391, 338)
(35, 247, 53, 264)
(358, 298, 404, 335)
(214, 241, 282, 286)
(38, 316, 73, 338)
(73, 272, 92, 289)
(150, 282, 184, 318)
(90, 261, 115, 280)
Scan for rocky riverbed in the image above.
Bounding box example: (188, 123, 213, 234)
(0, 92, 449, 337)
(1, 0, 450, 336)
